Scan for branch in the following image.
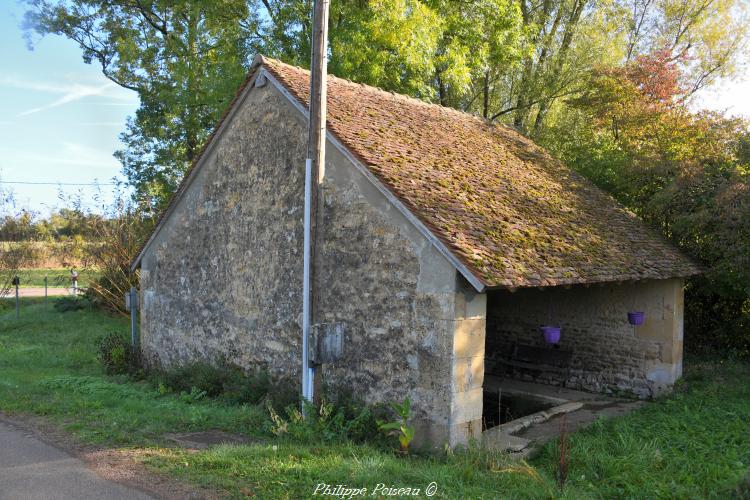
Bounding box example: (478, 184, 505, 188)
(489, 88, 581, 120)
(131, 0, 168, 36)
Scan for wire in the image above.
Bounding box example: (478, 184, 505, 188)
(0, 181, 118, 186)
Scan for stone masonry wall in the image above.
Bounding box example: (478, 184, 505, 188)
(139, 78, 481, 447)
(486, 279, 684, 398)
(140, 83, 307, 378)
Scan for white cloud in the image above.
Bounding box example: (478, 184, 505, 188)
(0, 75, 138, 116)
(17, 82, 118, 116)
(0, 141, 120, 170)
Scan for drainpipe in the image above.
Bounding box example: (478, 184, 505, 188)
(302, 0, 330, 406)
(302, 158, 314, 404)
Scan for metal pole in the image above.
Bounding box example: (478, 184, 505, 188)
(302, 159, 313, 405)
(302, 0, 330, 407)
(130, 286, 138, 350)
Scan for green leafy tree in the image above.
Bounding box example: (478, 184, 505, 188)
(488, 0, 748, 135)
(558, 52, 750, 356)
(24, 0, 260, 212)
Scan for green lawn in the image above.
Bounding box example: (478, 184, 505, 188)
(0, 299, 748, 499)
(13, 268, 100, 288)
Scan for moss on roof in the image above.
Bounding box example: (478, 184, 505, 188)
(133, 55, 700, 288)
(262, 57, 699, 288)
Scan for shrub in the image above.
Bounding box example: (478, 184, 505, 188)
(156, 362, 228, 398)
(77, 197, 153, 316)
(54, 296, 90, 313)
(377, 398, 416, 453)
(268, 398, 380, 444)
(150, 361, 297, 408)
(97, 332, 138, 375)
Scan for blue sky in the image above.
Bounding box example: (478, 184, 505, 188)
(0, 2, 748, 216)
(0, 2, 138, 215)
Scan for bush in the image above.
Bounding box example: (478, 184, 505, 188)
(150, 361, 297, 409)
(97, 332, 138, 375)
(268, 398, 381, 444)
(156, 362, 228, 398)
(54, 296, 90, 313)
(81, 199, 153, 316)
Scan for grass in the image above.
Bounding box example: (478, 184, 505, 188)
(1, 299, 749, 498)
(13, 268, 100, 288)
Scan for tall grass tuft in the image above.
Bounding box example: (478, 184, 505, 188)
(82, 197, 153, 315)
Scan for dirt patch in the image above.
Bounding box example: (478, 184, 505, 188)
(0, 412, 221, 500)
(0, 287, 70, 298)
(165, 430, 253, 450)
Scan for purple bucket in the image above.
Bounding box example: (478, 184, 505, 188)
(628, 311, 645, 326)
(540, 326, 561, 344)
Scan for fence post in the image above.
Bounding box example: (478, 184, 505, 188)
(44, 275, 48, 303)
(130, 286, 138, 350)
(15, 278, 19, 320)
(71, 270, 78, 296)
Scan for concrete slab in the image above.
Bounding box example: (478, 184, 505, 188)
(517, 400, 645, 450)
(482, 378, 645, 457)
(164, 430, 252, 450)
(0, 421, 153, 500)
(482, 430, 530, 453)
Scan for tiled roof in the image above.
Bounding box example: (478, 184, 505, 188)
(261, 57, 700, 288)
(133, 55, 700, 288)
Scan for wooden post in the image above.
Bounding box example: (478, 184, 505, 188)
(15, 279, 19, 320)
(302, 0, 330, 406)
(307, 0, 330, 185)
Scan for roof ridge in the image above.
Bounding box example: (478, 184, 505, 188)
(261, 56, 510, 131)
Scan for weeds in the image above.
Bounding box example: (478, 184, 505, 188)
(97, 331, 139, 375)
(557, 415, 569, 489)
(149, 361, 297, 409)
(268, 398, 380, 444)
(54, 296, 90, 312)
(377, 398, 415, 454)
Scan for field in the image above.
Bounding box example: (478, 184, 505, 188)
(1, 299, 749, 498)
(13, 268, 100, 288)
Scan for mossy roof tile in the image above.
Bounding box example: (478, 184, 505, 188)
(133, 56, 700, 288)
(262, 57, 699, 288)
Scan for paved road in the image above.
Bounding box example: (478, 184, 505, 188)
(0, 421, 153, 500)
(0, 287, 71, 298)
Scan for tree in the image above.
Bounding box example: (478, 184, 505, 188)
(0, 185, 38, 296)
(559, 52, 750, 356)
(24, 0, 260, 212)
(481, 0, 748, 135)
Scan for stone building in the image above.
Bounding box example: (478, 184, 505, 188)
(131, 56, 699, 447)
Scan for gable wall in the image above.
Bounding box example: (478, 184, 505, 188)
(139, 80, 484, 447)
(140, 82, 307, 378)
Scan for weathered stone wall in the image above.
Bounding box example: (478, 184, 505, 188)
(485, 279, 684, 398)
(139, 78, 484, 447)
(140, 82, 307, 378)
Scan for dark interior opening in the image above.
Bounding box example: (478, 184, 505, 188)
(483, 289, 561, 429)
(483, 390, 555, 428)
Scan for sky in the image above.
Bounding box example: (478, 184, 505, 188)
(0, 3, 749, 217)
(0, 2, 138, 216)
